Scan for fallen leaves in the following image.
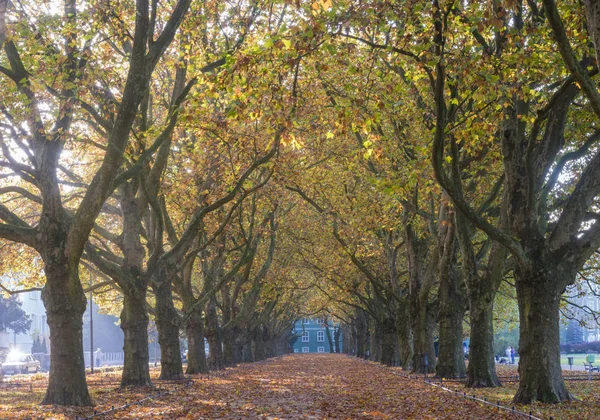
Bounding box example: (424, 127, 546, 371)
(1, 355, 594, 418)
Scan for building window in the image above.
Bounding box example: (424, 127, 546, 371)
(302, 318, 311, 324)
(317, 331, 325, 342)
(302, 347, 309, 353)
(302, 331, 309, 342)
(318, 347, 325, 353)
(294, 349, 298, 353)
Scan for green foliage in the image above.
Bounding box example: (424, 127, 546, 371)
(565, 320, 585, 345)
(0, 295, 31, 335)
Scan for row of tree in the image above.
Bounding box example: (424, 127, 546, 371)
(1, 0, 600, 408)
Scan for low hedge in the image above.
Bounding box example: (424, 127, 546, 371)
(560, 341, 600, 353)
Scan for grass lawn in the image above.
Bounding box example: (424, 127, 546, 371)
(439, 365, 600, 419)
(561, 354, 596, 367)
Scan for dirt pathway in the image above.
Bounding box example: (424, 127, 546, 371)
(111, 354, 520, 419)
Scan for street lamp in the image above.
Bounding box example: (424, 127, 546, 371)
(89, 272, 94, 374)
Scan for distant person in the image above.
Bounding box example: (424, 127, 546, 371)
(505, 346, 511, 363)
(510, 347, 515, 364)
(94, 348, 103, 368)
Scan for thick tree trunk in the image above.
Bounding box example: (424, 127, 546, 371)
(513, 271, 574, 403)
(349, 323, 357, 355)
(253, 327, 266, 361)
(120, 292, 152, 387)
(235, 340, 244, 362)
(355, 314, 367, 358)
(222, 328, 236, 366)
(264, 339, 275, 358)
(411, 304, 436, 374)
(334, 327, 341, 353)
(436, 313, 465, 378)
(153, 277, 183, 380)
(205, 297, 224, 370)
(325, 325, 334, 353)
(380, 317, 397, 366)
(397, 308, 413, 370)
(41, 267, 92, 406)
(207, 334, 224, 369)
(466, 302, 501, 387)
(371, 322, 382, 362)
(436, 274, 466, 378)
(585, 0, 600, 66)
(242, 341, 254, 363)
(185, 307, 208, 374)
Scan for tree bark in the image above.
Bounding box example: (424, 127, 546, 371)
(585, 0, 600, 66)
(513, 268, 575, 403)
(355, 311, 368, 358)
(371, 321, 382, 362)
(466, 301, 501, 387)
(436, 271, 466, 378)
(436, 307, 465, 378)
(120, 292, 152, 387)
(411, 303, 436, 374)
(325, 324, 334, 353)
(41, 266, 92, 406)
(242, 341, 254, 363)
(221, 328, 236, 366)
(185, 307, 208, 374)
(379, 317, 397, 366)
(152, 276, 183, 380)
(253, 326, 266, 361)
(396, 305, 413, 370)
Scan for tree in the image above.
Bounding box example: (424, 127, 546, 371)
(0, 295, 31, 335)
(0, 0, 192, 405)
(565, 320, 584, 345)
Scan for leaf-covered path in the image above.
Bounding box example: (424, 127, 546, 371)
(72, 354, 522, 419)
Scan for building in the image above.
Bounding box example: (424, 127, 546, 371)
(0, 289, 49, 354)
(561, 282, 600, 343)
(292, 318, 342, 354)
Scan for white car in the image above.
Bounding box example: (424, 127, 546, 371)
(2, 354, 41, 374)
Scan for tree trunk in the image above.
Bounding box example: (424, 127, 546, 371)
(585, 0, 600, 66)
(232, 331, 245, 364)
(153, 277, 183, 380)
(222, 327, 236, 366)
(205, 297, 224, 370)
(334, 327, 341, 353)
(355, 313, 367, 358)
(41, 267, 92, 406)
(397, 307, 413, 370)
(411, 304, 436, 374)
(371, 322, 382, 362)
(242, 341, 254, 363)
(325, 325, 334, 353)
(466, 301, 500, 387)
(436, 273, 466, 378)
(265, 339, 275, 358)
(253, 327, 266, 361)
(120, 292, 152, 387)
(185, 307, 208, 374)
(262, 327, 273, 358)
(380, 317, 397, 366)
(513, 270, 574, 403)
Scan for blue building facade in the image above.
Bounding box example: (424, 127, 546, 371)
(292, 318, 342, 354)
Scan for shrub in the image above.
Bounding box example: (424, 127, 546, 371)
(560, 341, 600, 353)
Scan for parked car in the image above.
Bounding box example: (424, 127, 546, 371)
(1, 353, 41, 374)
